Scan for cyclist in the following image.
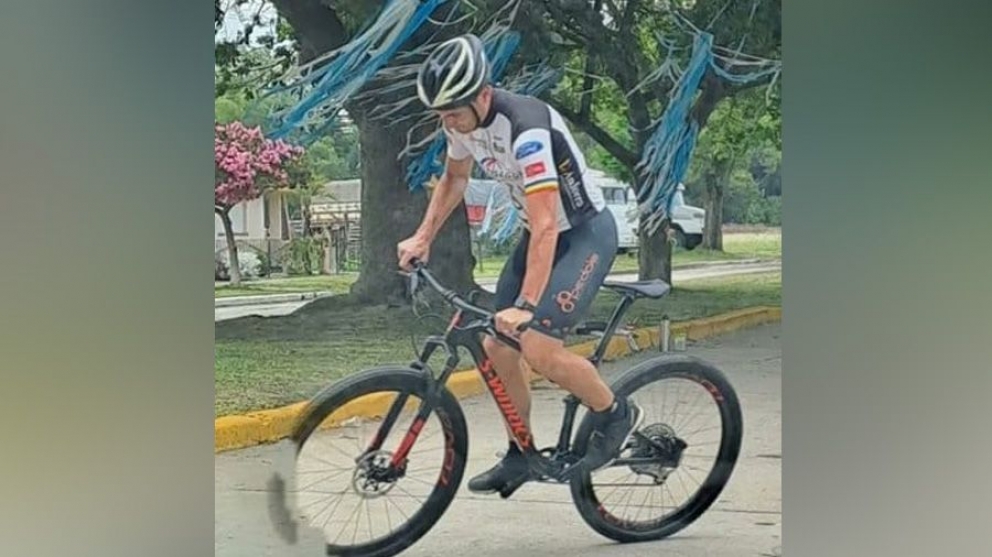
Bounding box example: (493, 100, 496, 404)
(398, 34, 643, 494)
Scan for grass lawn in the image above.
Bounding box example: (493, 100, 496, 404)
(215, 274, 357, 298)
(215, 270, 781, 417)
(474, 229, 780, 277)
(214, 229, 781, 297)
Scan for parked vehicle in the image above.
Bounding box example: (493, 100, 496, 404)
(599, 180, 705, 252)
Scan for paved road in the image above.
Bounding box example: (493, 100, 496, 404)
(215, 260, 780, 322)
(215, 323, 782, 556)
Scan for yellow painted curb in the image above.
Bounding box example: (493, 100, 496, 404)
(215, 306, 781, 453)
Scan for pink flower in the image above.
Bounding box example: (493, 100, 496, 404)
(215, 120, 307, 208)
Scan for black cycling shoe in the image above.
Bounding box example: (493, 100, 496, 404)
(467, 446, 530, 494)
(581, 397, 645, 472)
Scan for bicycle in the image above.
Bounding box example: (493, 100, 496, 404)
(269, 259, 743, 556)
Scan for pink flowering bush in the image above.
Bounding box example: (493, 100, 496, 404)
(215, 121, 306, 284)
(214, 121, 306, 209)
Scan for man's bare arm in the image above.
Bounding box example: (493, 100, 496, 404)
(415, 156, 473, 241)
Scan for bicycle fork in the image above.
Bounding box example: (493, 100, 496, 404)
(363, 337, 459, 473)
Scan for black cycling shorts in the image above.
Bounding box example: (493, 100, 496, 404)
(494, 208, 618, 340)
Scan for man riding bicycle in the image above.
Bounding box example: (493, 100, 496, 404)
(397, 34, 644, 494)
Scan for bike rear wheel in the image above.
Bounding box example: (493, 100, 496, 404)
(290, 367, 468, 557)
(570, 355, 743, 543)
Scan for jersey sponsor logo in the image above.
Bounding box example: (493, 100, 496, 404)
(481, 157, 500, 173)
(524, 161, 546, 178)
(556, 157, 586, 208)
(515, 140, 544, 160)
(479, 156, 521, 182)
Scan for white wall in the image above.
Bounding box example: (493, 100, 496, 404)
(215, 197, 265, 240)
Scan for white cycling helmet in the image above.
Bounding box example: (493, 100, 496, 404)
(416, 34, 490, 110)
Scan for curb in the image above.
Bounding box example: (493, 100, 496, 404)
(214, 305, 781, 453)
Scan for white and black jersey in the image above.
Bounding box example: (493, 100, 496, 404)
(444, 89, 607, 232)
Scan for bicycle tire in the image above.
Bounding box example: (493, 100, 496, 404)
(291, 367, 468, 557)
(569, 355, 743, 543)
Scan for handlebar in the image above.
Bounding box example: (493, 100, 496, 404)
(406, 258, 526, 345)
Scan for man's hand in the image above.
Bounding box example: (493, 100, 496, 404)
(397, 234, 431, 271)
(494, 307, 534, 337)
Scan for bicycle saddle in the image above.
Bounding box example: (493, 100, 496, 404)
(602, 279, 671, 299)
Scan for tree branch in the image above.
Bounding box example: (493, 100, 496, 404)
(619, 0, 641, 36)
(550, 101, 638, 168)
(270, 0, 347, 63)
(577, 0, 602, 123)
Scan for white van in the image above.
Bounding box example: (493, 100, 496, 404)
(599, 179, 705, 252)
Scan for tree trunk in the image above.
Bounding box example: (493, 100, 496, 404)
(702, 178, 724, 251)
(624, 92, 675, 283)
(348, 112, 477, 305)
(216, 207, 242, 285)
(637, 218, 672, 284)
(702, 160, 731, 251)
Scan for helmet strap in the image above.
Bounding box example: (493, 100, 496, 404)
(470, 104, 482, 129)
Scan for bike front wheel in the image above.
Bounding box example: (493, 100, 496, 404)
(289, 367, 468, 557)
(570, 355, 744, 543)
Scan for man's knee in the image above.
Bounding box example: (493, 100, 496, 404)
(519, 332, 565, 377)
(483, 335, 517, 360)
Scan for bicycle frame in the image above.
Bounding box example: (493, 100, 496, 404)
(369, 262, 640, 484)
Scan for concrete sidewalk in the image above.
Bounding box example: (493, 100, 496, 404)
(215, 323, 781, 557)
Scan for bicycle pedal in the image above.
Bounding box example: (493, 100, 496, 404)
(498, 474, 529, 499)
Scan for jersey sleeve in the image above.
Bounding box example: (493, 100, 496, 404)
(443, 128, 472, 161)
(512, 128, 559, 196)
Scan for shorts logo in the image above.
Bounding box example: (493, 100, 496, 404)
(515, 141, 544, 159)
(524, 162, 546, 178)
(555, 253, 600, 313)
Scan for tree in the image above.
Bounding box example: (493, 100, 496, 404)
(215, 120, 306, 284)
(217, 0, 485, 305)
(525, 0, 781, 282)
(690, 87, 780, 248)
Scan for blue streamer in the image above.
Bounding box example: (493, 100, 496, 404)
(262, 0, 449, 142)
(634, 31, 713, 234)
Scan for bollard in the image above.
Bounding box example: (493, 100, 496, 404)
(660, 315, 670, 352)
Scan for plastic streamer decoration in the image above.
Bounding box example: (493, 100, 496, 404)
(635, 16, 781, 235)
(261, 0, 451, 142)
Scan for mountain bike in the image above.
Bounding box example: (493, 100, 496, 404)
(269, 259, 743, 556)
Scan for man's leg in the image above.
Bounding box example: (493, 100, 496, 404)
(521, 210, 643, 471)
(481, 336, 532, 434)
(467, 237, 534, 494)
(518, 331, 612, 410)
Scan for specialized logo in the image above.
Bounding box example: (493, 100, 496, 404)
(515, 140, 544, 160)
(524, 161, 546, 178)
(479, 358, 532, 449)
(555, 253, 600, 313)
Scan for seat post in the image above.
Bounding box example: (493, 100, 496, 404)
(589, 294, 636, 366)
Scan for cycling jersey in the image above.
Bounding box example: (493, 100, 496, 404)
(443, 89, 607, 232)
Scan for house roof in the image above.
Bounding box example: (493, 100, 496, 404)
(315, 179, 362, 204)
